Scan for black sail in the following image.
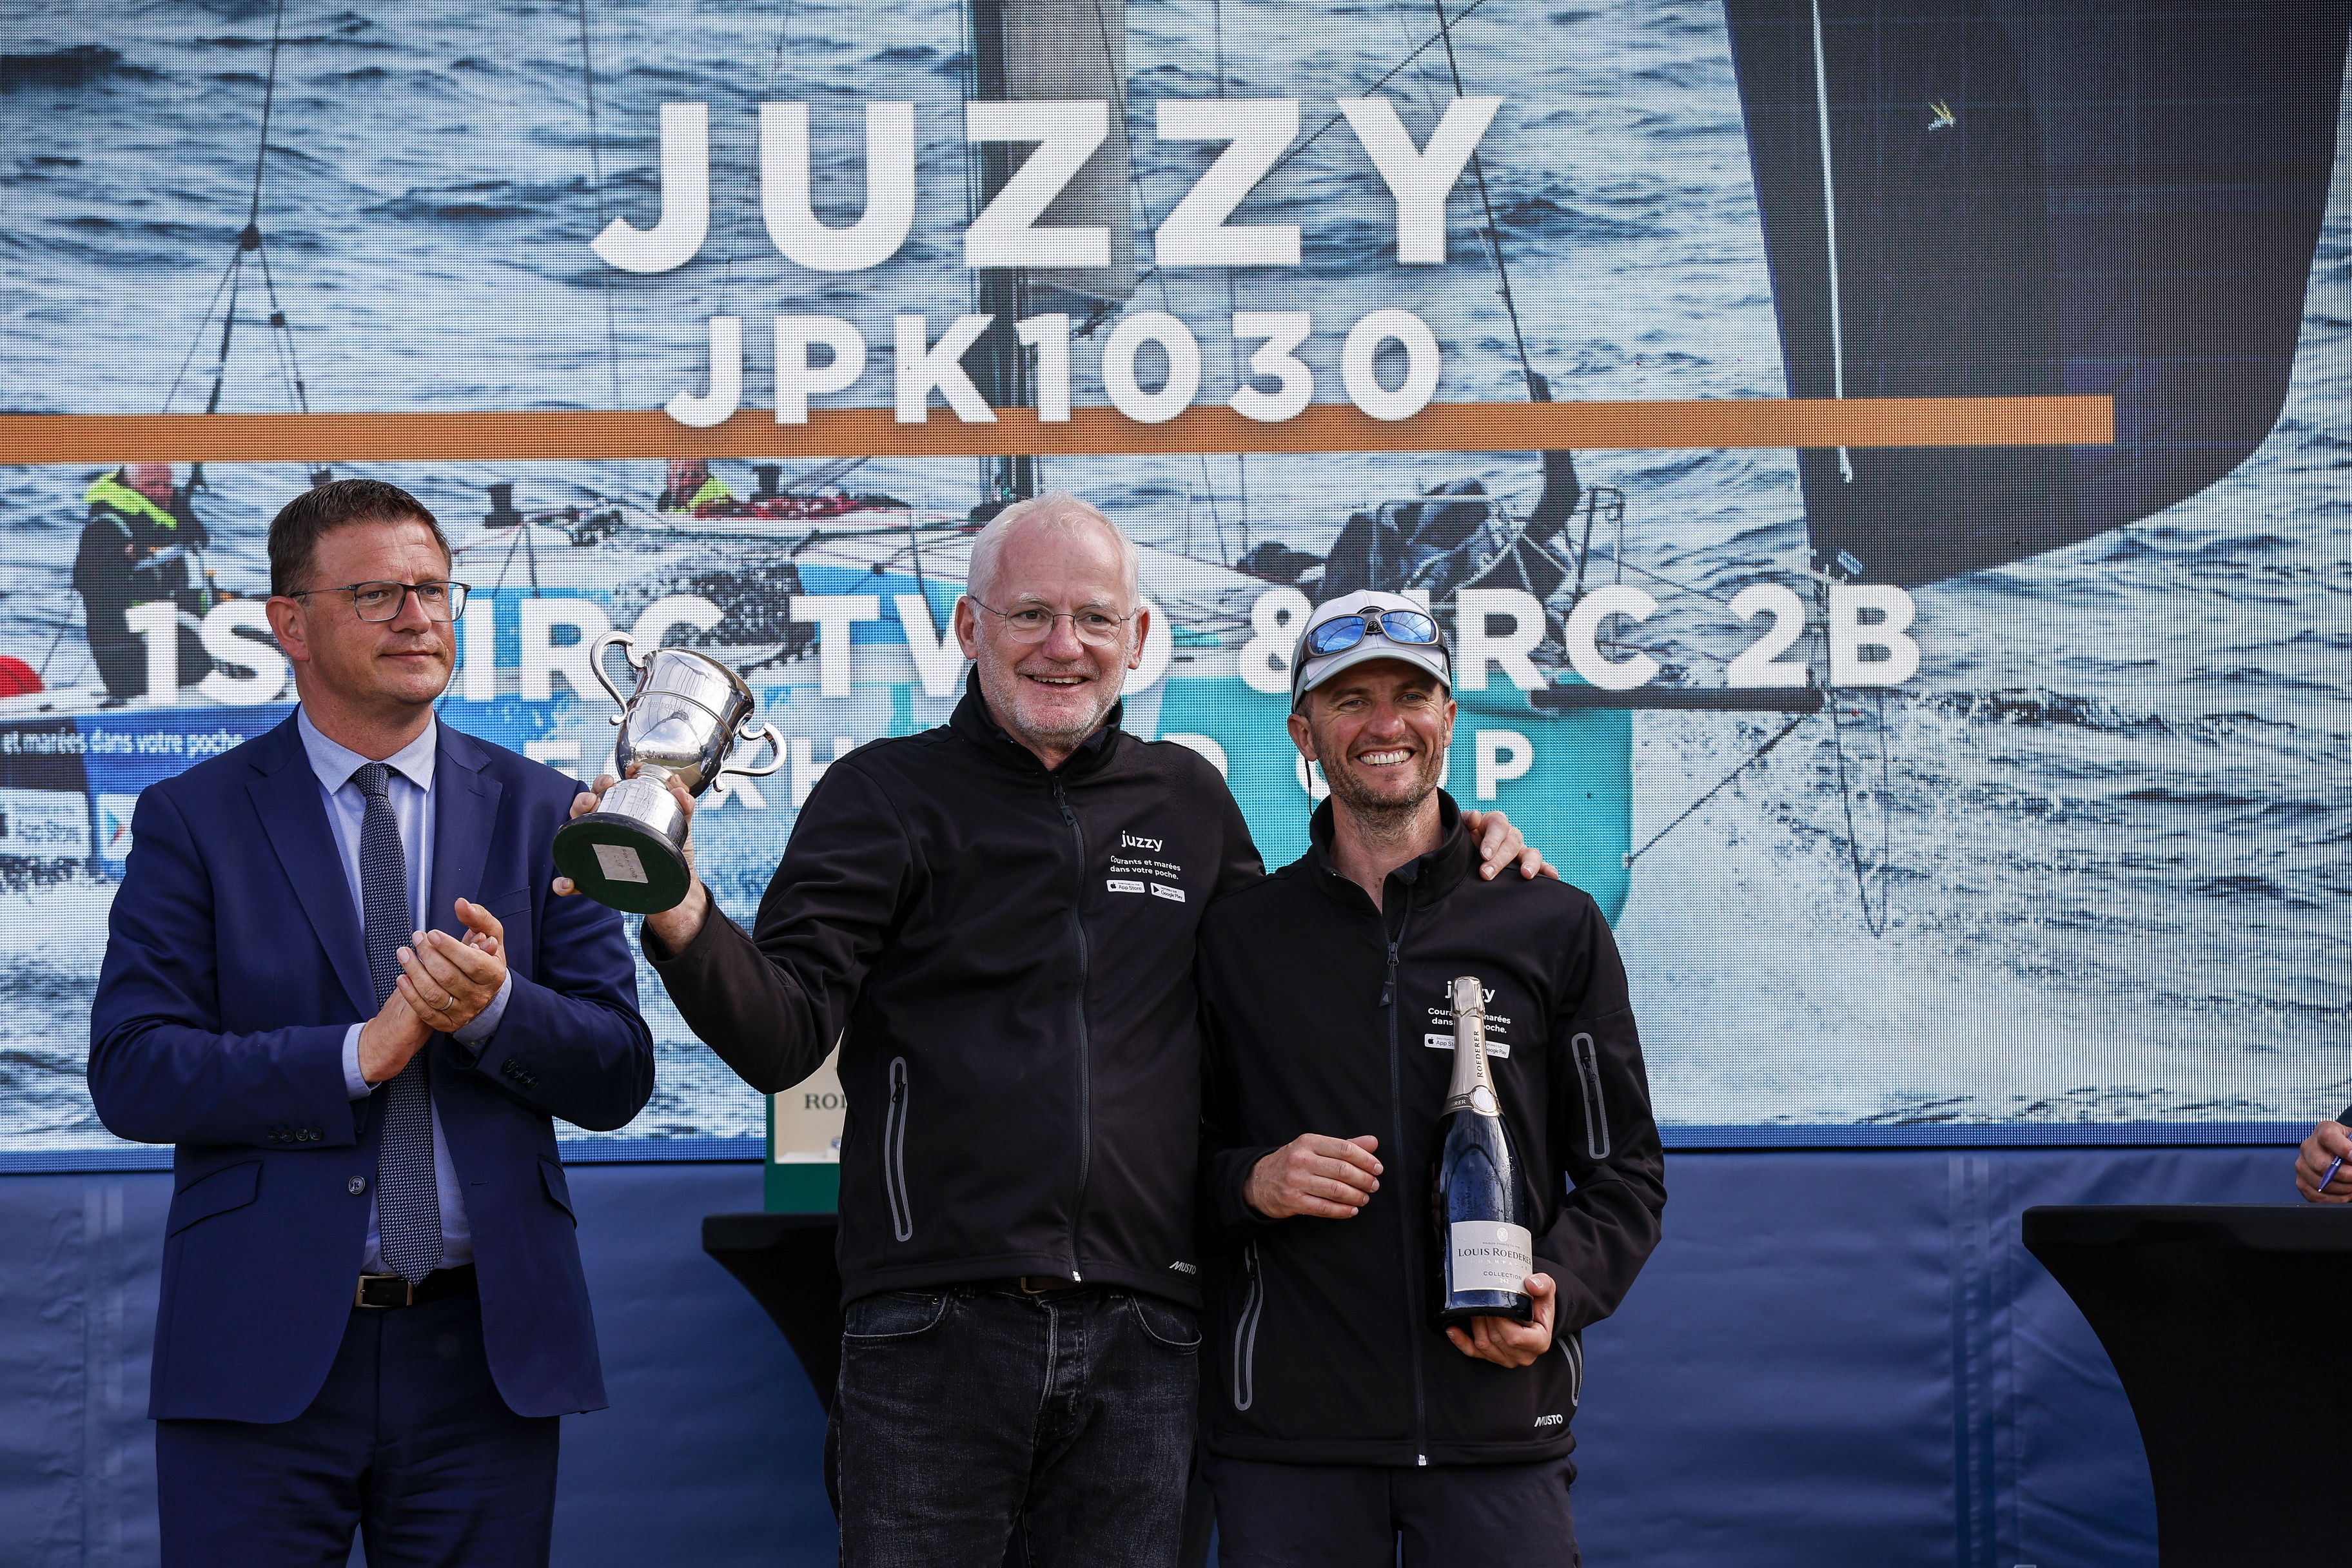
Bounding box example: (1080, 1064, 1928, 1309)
(1724, 0, 2352, 587)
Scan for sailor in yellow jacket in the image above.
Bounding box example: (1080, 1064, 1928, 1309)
(656, 458, 734, 514)
(71, 464, 210, 701)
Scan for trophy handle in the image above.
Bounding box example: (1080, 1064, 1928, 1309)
(717, 722, 789, 781)
(587, 631, 640, 725)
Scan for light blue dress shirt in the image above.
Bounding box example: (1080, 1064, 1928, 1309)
(298, 709, 512, 1273)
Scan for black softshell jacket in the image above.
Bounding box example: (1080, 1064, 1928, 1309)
(647, 672, 1262, 1308)
(1196, 794, 1665, 1467)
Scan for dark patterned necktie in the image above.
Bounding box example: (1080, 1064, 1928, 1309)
(356, 762, 441, 1283)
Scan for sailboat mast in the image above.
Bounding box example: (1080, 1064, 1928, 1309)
(968, 0, 1037, 509)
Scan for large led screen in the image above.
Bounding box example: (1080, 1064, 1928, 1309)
(2, 0, 2347, 1151)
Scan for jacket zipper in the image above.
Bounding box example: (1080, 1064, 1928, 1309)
(1051, 778, 1091, 1282)
(1570, 1032, 1611, 1160)
(1563, 1329, 1584, 1411)
(883, 1055, 913, 1242)
(1233, 1239, 1265, 1411)
(1381, 891, 1428, 1465)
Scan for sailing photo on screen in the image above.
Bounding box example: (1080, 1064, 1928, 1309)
(1, 0, 2347, 1151)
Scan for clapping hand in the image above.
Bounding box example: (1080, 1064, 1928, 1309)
(392, 897, 507, 1037)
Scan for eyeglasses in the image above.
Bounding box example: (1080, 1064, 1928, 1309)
(282, 581, 471, 623)
(1302, 607, 1442, 660)
(968, 597, 1137, 647)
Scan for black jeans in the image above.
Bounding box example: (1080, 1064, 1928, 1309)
(831, 1284, 1200, 1568)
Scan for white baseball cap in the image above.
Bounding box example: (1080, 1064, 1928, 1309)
(1289, 590, 1453, 710)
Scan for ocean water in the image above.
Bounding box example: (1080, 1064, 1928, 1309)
(0, 0, 2346, 1144)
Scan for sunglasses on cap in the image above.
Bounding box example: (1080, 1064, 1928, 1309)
(1302, 606, 1443, 660)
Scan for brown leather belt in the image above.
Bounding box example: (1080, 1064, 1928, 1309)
(354, 1263, 476, 1309)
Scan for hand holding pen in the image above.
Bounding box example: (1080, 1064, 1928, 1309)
(2295, 1114, 2352, 1203)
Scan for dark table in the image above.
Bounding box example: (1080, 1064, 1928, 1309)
(2023, 1204, 2352, 1565)
(700, 1211, 844, 1409)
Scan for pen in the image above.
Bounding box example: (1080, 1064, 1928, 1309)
(2321, 1155, 2344, 1196)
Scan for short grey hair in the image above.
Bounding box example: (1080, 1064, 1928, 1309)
(966, 492, 1141, 607)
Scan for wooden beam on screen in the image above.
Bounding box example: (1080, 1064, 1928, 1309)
(0, 395, 2112, 465)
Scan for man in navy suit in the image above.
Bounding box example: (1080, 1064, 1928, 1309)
(88, 478, 655, 1568)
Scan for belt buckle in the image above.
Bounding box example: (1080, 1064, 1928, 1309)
(355, 1273, 416, 1309)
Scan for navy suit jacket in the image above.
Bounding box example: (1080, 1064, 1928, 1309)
(88, 714, 654, 1422)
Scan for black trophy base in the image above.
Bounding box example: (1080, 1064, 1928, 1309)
(552, 811, 691, 914)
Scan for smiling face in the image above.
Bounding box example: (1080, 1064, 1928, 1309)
(1291, 658, 1456, 819)
(954, 504, 1146, 768)
(265, 517, 455, 745)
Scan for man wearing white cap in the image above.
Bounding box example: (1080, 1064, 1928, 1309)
(555, 502, 1556, 1568)
(1193, 590, 1667, 1567)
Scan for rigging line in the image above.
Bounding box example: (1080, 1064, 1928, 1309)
(957, 1, 981, 222)
(163, 250, 244, 411)
(252, 239, 312, 413)
(206, 244, 250, 415)
(244, 0, 289, 226)
(1873, 684, 1892, 907)
(714, 0, 802, 322)
(958, 0, 985, 503)
(1264, 0, 1500, 183)
(1622, 710, 1811, 867)
(1803, 591, 1885, 934)
(489, 514, 531, 594)
(1429, 0, 1537, 400)
(35, 595, 79, 682)
(1607, 552, 1741, 607)
(1213, 0, 1251, 538)
(575, 0, 623, 407)
(192, 0, 289, 418)
(1808, 0, 1853, 482)
(1824, 686, 1888, 936)
(1076, 0, 1226, 539)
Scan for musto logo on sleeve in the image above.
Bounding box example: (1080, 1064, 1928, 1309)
(1449, 1220, 1533, 1293)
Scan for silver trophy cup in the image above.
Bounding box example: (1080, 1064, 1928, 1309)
(551, 631, 785, 913)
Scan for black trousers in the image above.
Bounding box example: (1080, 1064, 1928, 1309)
(1204, 1451, 1581, 1568)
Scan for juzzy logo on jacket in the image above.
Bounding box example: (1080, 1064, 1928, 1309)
(1426, 987, 1514, 1058)
(1107, 828, 1187, 904)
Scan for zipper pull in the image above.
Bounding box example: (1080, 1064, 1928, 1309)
(1380, 941, 1400, 1006)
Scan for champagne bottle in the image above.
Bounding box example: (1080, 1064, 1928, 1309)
(1430, 975, 1534, 1328)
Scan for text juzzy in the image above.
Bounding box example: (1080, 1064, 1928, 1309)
(590, 97, 1502, 428)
